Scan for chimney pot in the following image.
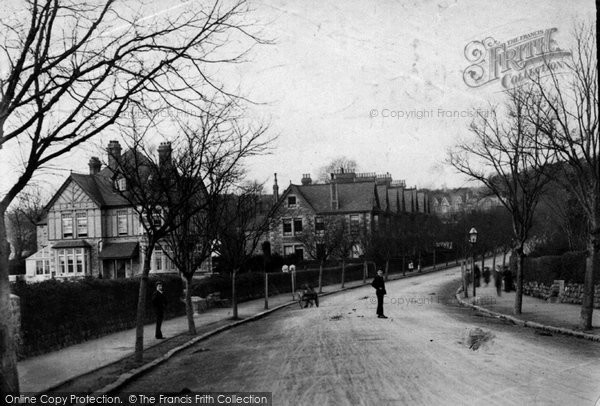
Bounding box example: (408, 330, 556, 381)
(88, 157, 101, 175)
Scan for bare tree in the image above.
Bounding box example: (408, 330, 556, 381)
(6, 190, 45, 261)
(521, 22, 598, 329)
(449, 90, 555, 314)
(296, 216, 347, 293)
(317, 157, 359, 183)
(213, 183, 274, 319)
(0, 0, 265, 392)
(113, 106, 269, 358)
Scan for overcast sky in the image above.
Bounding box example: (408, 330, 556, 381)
(0, 0, 595, 200)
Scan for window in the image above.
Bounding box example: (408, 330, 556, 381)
(294, 246, 304, 259)
(152, 209, 163, 228)
(283, 219, 292, 236)
(287, 196, 297, 207)
(350, 215, 360, 234)
(315, 217, 324, 235)
(36, 261, 44, 275)
(283, 245, 295, 257)
(117, 210, 128, 235)
(62, 213, 73, 238)
(58, 250, 66, 274)
(154, 249, 163, 271)
(67, 255, 74, 273)
(114, 177, 126, 191)
(293, 218, 303, 235)
(76, 248, 84, 273)
(76, 212, 88, 237)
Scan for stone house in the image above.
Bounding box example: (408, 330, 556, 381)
(25, 141, 181, 281)
(265, 169, 429, 260)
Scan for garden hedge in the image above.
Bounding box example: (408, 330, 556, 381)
(10, 276, 184, 359)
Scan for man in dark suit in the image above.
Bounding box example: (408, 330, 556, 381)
(152, 281, 167, 339)
(371, 269, 387, 318)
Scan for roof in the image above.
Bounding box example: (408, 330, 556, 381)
(99, 242, 139, 259)
(290, 182, 378, 213)
(52, 240, 91, 249)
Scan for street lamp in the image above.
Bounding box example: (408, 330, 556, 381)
(469, 227, 478, 298)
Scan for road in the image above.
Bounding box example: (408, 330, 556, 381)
(120, 266, 600, 405)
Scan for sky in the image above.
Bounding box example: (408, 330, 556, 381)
(0, 0, 596, 201)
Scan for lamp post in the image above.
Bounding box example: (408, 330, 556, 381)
(469, 227, 478, 298)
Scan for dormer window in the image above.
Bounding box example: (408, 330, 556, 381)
(287, 195, 297, 207)
(114, 177, 126, 191)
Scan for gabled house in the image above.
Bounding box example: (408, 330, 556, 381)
(25, 141, 179, 281)
(265, 169, 429, 260)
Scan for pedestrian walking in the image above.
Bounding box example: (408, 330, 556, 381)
(503, 266, 513, 292)
(408, 261, 414, 272)
(474, 264, 481, 287)
(494, 266, 502, 296)
(371, 269, 387, 318)
(152, 281, 167, 339)
(483, 267, 491, 286)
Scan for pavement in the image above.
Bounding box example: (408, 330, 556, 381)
(17, 262, 600, 394)
(458, 276, 600, 339)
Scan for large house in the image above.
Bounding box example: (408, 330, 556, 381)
(25, 141, 181, 282)
(265, 169, 430, 260)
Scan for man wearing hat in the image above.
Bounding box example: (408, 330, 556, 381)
(371, 270, 388, 318)
(152, 281, 167, 339)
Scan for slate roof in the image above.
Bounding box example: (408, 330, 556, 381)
(292, 182, 378, 213)
(99, 242, 139, 259)
(52, 240, 91, 249)
(70, 173, 130, 207)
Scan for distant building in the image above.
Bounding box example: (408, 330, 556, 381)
(430, 187, 503, 221)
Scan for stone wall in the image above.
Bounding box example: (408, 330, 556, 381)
(523, 280, 600, 308)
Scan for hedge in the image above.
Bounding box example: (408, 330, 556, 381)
(10, 276, 185, 359)
(522, 250, 587, 285)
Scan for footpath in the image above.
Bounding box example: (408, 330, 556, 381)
(457, 278, 600, 341)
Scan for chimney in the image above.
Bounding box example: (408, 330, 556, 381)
(88, 157, 101, 175)
(301, 173, 312, 185)
(273, 173, 279, 203)
(107, 140, 122, 170)
(330, 181, 339, 210)
(158, 142, 172, 167)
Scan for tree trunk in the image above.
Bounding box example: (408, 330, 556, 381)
(0, 208, 20, 393)
(384, 257, 389, 281)
(363, 260, 367, 283)
(492, 251, 497, 272)
(502, 250, 507, 269)
(462, 260, 468, 298)
(514, 247, 525, 315)
(135, 242, 155, 362)
(341, 259, 345, 288)
(184, 275, 196, 335)
(433, 248, 436, 270)
(402, 254, 406, 276)
(232, 269, 238, 319)
(580, 225, 599, 330)
(318, 261, 324, 293)
(481, 254, 485, 272)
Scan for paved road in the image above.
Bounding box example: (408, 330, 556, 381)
(120, 267, 600, 405)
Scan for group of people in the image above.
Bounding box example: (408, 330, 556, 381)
(468, 265, 514, 296)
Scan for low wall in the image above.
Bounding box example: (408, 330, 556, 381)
(523, 280, 600, 308)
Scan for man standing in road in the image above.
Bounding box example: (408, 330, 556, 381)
(371, 269, 387, 318)
(152, 281, 167, 339)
